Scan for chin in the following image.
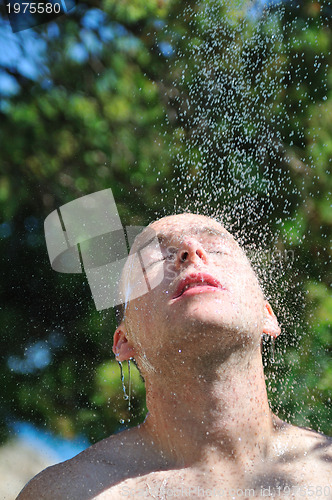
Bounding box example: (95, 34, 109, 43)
(173, 304, 258, 347)
(183, 297, 236, 322)
(174, 306, 235, 334)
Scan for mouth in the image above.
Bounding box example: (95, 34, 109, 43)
(171, 272, 225, 300)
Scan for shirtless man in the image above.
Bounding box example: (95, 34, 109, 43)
(18, 213, 331, 499)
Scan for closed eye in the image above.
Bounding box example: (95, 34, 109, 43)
(145, 253, 175, 269)
(144, 259, 163, 269)
(208, 250, 231, 257)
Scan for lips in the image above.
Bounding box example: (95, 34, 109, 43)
(172, 272, 225, 299)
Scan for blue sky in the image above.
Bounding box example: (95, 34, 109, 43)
(12, 421, 89, 462)
(0, 17, 48, 95)
(0, 0, 282, 98)
(0, 7, 128, 97)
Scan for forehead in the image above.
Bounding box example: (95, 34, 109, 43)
(131, 214, 236, 253)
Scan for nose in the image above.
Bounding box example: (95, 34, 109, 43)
(175, 238, 208, 267)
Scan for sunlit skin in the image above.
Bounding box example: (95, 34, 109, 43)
(115, 214, 281, 466)
(18, 214, 332, 500)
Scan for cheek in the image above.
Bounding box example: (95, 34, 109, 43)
(232, 268, 265, 311)
(125, 293, 160, 343)
(164, 265, 177, 282)
(125, 296, 165, 374)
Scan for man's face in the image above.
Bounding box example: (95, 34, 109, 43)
(122, 214, 266, 370)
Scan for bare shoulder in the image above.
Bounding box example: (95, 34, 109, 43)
(16, 454, 90, 500)
(279, 419, 332, 454)
(16, 426, 151, 500)
(273, 416, 332, 481)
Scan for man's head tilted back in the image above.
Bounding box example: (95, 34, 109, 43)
(113, 213, 280, 377)
(18, 213, 332, 500)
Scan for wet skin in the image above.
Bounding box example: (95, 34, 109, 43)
(17, 214, 332, 499)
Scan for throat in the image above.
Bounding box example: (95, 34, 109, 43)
(142, 350, 274, 466)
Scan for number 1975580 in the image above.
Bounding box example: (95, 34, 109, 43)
(6, 2, 61, 14)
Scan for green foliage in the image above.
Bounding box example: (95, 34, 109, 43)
(0, 0, 331, 446)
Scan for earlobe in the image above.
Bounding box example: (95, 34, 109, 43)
(113, 326, 136, 361)
(262, 302, 281, 338)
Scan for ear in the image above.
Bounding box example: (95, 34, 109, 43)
(262, 302, 281, 338)
(112, 324, 136, 361)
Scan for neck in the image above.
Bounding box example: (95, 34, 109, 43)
(140, 345, 275, 468)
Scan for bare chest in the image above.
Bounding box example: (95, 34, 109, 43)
(93, 462, 332, 500)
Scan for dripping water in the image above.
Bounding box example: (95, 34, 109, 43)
(270, 337, 275, 364)
(128, 359, 132, 416)
(152, 0, 312, 426)
(118, 360, 131, 424)
(118, 360, 129, 401)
